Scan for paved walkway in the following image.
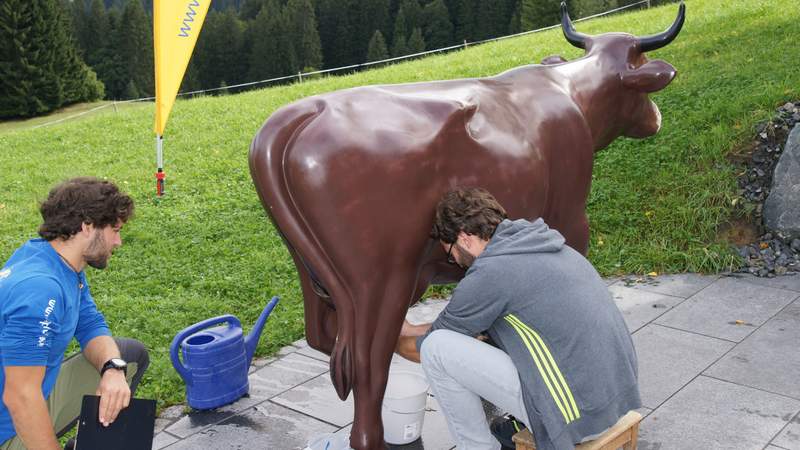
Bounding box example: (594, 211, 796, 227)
(150, 273, 800, 450)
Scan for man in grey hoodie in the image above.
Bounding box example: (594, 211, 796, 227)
(396, 188, 640, 450)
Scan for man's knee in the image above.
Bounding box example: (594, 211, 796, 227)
(420, 329, 459, 370)
(113, 337, 149, 373)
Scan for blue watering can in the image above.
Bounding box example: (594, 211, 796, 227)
(170, 296, 279, 410)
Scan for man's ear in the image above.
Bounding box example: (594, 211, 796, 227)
(80, 222, 94, 236)
(621, 60, 676, 93)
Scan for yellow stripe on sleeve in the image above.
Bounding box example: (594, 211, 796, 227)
(504, 317, 572, 423)
(507, 314, 580, 420)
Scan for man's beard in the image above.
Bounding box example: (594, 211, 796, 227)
(84, 232, 110, 269)
(455, 243, 475, 269)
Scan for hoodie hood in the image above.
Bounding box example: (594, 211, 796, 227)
(481, 218, 565, 258)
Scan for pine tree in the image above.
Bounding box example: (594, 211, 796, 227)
(240, 0, 266, 20)
(356, 0, 390, 62)
(520, 0, 561, 31)
(316, 0, 355, 68)
(99, 7, 128, 98)
(406, 27, 425, 54)
(69, 0, 90, 56)
(475, 1, 507, 40)
(391, 5, 408, 56)
(194, 9, 246, 90)
(248, 0, 297, 80)
(454, 0, 476, 42)
(570, 0, 619, 19)
(423, 0, 453, 50)
(508, 0, 522, 34)
(123, 79, 139, 99)
(400, 0, 422, 36)
(84, 0, 110, 66)
(116, 0, 153, 97)
(286, 0, 323, 71)
(366, 30, 389, 62)
(0, 0, 102, 118)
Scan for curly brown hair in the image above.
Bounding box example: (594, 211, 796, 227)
(38, 177, 134, 241)
(431, 187, 507, 243)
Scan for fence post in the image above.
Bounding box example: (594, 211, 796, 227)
(112, 101, 118, 113)
(463, 39, 468, 49)
(298, 71, 303, 82)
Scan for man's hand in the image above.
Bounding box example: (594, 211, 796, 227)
(83, 336, 130, 427)
(96, 368, 130, 427)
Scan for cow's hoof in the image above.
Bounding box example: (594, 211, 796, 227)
(349, 427, 387, 450)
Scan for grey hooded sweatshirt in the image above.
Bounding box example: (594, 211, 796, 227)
(418, 218, 640, 450)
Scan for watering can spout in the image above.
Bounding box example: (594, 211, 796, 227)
(245, 296, 280, 364)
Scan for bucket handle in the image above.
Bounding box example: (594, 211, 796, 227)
(169, 315, 242, 385)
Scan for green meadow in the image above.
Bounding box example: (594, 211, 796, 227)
(1, 0, 797, 409)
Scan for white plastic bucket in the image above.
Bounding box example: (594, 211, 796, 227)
(382, 370, 430, 445)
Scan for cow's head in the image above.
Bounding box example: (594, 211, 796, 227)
(561, 2, 685, 142)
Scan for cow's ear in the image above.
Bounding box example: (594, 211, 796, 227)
(621, 60, 676, 92)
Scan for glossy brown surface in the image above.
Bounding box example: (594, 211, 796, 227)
(249, 3, 684, 448)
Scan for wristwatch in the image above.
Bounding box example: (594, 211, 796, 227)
(101, 358, 128, 377)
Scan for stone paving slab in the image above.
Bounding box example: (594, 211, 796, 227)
(248, 353, 331, 398)
(732, 273, 800, 293)
(654, 276, 799, 342)
(608, 284, 686, 333)
(632, 324, 734, 409)
(705, 298, 800, 400)
(164, 353, 328, 439)
(162, 402, 338, 449)
(622, 273, 719, 298)
(772, 413, 800, 449)
(294, 345, 330, 362)
(271, 374, 355, 427)
(152, 431, 179, 449)
(638, 375, 800, 450)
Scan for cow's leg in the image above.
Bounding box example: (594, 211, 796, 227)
(288, 249, 337, 354)
(348, 276, 415, 450)
(557, 210, 590, 256)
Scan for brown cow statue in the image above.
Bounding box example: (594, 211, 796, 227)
(249, 2, 684, 449)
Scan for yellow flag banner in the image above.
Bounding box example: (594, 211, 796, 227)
(153, 0, 211, 136)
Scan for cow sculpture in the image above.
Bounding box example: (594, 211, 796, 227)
(249, 3, 684, 449)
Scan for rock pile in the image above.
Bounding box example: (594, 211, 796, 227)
(736, 101, 800, 277)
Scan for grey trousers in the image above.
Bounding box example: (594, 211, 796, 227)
(0, 337, 149, 450)
(420, 329, 529, 450)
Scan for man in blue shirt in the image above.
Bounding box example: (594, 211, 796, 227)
(0, 178, 149, 450)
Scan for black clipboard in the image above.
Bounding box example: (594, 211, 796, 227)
(75, 395, 157, 450)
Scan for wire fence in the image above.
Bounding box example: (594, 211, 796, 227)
(30, 0, 650, 130)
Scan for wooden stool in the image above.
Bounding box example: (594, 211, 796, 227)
(512, 411, 642, 450)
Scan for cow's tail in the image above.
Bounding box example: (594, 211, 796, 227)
(248, 102, 356, 401)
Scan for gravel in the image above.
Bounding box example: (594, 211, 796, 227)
(734, 101, 800, 277)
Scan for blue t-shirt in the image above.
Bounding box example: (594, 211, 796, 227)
(0, 239, 111, 443)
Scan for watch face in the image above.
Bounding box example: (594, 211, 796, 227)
(111, 358, 127, 367)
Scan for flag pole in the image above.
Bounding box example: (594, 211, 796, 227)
(156, 135, 165, 196)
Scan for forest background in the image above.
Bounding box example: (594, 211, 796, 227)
(0, 0, 677, 118)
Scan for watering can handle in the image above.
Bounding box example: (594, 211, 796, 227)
(169, 315, 242, 384)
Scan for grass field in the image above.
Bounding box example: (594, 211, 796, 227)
(0, 100, 149, 134)
(0, 0, 798, 409)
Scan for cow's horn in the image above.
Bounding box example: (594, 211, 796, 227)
(560, 1, 588, 49)
(638, 2, 686, 52)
